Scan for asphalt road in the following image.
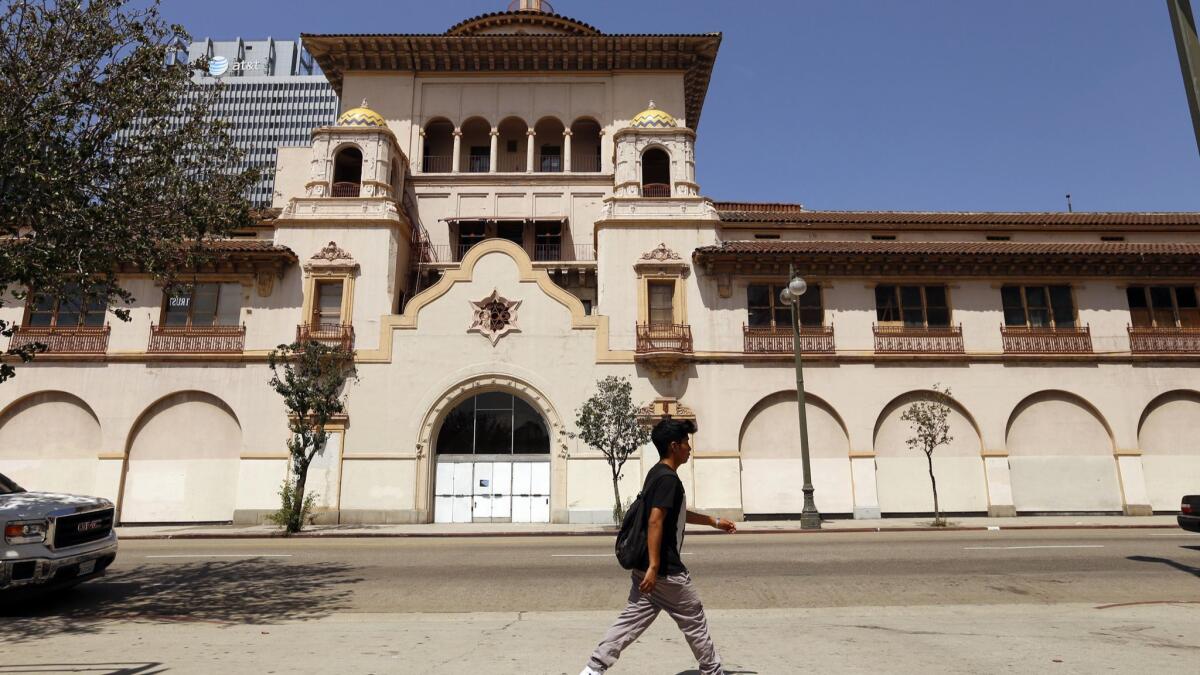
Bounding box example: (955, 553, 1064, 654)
(5, 529, 1200, 619)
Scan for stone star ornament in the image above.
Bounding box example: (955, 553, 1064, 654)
(469, 289, 521, 345)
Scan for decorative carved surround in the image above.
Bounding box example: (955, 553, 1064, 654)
(469, 289, 521, 346)
(637, 397, 696, 423)
(634, 243, 691, 277)
(304, 241, 359, 273)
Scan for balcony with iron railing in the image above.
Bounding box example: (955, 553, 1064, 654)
(743, 324, 836, 354)
(641, 183, 671, 198)
(8, 325, 110, 354)
(422, 155, 452, 173)
(423, 242, 595, 263)
(496, 155, 526, 172)
(1127, 325, 1200, 353)
(571, 154, 601, 172)
(1001, 325, 1093, 354)
(538, 154, 563, 173)
(296, 323, 355, 351)
(873, 324, 965, 354)
(635, 323, 693, 354)
(148, 324, 246, 354)
(330, 182, 360, 198)
(466, 156, 491, 173)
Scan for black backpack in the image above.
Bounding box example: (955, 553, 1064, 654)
(615, 474, 665, 570)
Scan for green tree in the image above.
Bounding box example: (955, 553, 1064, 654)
(901, 384, 955, 526)
(0, 0, 257, 383)
(572, 376, 651, 524)
(267, 340, 357, 534)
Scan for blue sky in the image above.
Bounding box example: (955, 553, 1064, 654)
(160, 0, 1200, 212)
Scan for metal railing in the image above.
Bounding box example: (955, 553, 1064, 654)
(1001, 325, 1093, 354)
(466, 156, 490, 173)
(743, 324, 835, 354)
(296, 323, 355, 351)
(641, 183, 671, 198)
(873, 324, 964, 354)
(538, 154, 563, 173)
(534, 243, 596, 262)
(8, 325, 110, 354)
(422, 155, 452, 173)
(636, 323, 693, 354)
(1128, 325, 1200, 353)
(148, 324, 246, 353)
(330, 182, 360, 198)
(571, 154, 601, 172)
(497, 155, 526, 172)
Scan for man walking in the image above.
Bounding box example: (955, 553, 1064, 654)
(580, 418, 737, 675)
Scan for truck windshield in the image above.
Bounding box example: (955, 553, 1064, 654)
(0, 473, 25, 494)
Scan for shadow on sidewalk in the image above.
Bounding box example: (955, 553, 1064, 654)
(0, 663, 165, 675)
(0, 558, 362, 643)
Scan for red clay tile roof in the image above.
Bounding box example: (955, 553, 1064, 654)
(713, 203, 1200, 229)
(197, 239, 297, 259)
(695, 240, 1200, 256)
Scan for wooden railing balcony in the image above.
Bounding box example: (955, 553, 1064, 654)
(1128, 325, 1200, 354)
(635, 323, 693, 354)
(296, 323, 355, 351)
(743, 324, 835, 354)
(1001, 325, 1092, 354)
(8, 325, 110, 354)
(329, 182, 360, 198)
(873, 324, 964, 354)
(641, 183, 671, 198)
(148, 324, 245, 354)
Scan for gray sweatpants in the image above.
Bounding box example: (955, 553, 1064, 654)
(586, 569, 723, 675)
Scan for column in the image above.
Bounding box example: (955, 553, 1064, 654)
(526, 129, 536, 173)
(598, 128, 606, 173)
(451, 128, 462, 173)
(416, 129, 425, 173)
(562, 128, 572, 173)
(489, 128, 499, 173)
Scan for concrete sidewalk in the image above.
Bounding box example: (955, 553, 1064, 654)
(115, 514, 1180, 539)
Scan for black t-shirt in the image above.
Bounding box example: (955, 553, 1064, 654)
(641, 463, 687, 575)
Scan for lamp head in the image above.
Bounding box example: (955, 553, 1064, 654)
(779, 287, 794, 305)
(788, 276, 808, 297)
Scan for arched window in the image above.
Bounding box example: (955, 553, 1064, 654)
(436, 391, 550, 455)
(331, 146, 362, 197)
(570, 118, 602, 172)
(641, 147, 671, 197)
(422, 118, 454, 173)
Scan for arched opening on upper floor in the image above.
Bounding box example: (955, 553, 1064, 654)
(533, 117, 565, 173)
(459, 117, 492, 173)
(422, 118, 454, 173)
(641, 147, 671, 197)
(331, 145, 362, 197)
(497, 117, 529, 172)
(569, 117, 602, 172)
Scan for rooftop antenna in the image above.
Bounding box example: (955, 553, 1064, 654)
(1065, 193, 1073, 213)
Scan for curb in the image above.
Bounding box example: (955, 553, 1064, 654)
(116, 522, 1181, 540)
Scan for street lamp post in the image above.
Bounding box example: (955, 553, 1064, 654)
(780, 265, 821, 529)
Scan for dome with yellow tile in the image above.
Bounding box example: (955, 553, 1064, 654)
(630, 101, 676, 129)
(337, 100, 387, 128)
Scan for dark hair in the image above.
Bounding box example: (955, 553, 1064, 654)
(651, 418, 697, 458)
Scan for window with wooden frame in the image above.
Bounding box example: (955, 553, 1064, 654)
(26, 284, 106, 328)
(747, 283, 823, 328)
(457, 221, 486, 255)
(162, 283, 241, 327)
(1126, 285, 1200, 328)
(1001, 285, 1076, 328)
(875, 285, 950, 327)
(312, 280, 345, 328)
(647, 280, 675, 326)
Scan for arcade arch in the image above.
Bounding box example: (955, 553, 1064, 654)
(0, 391, 99, 495)
(1138, 390, 1200, 510)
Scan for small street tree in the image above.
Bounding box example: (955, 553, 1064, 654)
(267, 340, 357, 533)
(901, 384, 955, 526)
(572, 376, 651, 524)
(0, 0, 257, 384)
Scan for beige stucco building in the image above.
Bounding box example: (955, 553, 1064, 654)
(3, 3, 1200, 524)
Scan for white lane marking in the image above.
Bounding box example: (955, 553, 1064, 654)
(145, 554, 294, 558)
(1149, 533, 1200, 536)
(552, 553, 695, 558)
(963, 545, 1104, 551)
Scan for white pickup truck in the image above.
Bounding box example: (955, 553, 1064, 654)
(0, 472, 118, 592)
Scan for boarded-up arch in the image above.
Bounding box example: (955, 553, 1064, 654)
(872, 390, 986, 514)
(0, 391, 99, 495)
(738, 391, 852, 515)
(1138, 390, 1200, 511)
(1006, 390, 1121, 512)
(120, 391, 241, 523)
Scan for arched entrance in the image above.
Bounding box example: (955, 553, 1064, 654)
(432, 390, 551, 523)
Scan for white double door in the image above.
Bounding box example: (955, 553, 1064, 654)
(434, 459, 550, 523)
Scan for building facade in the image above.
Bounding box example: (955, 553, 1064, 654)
(3, 3, 1199, 524)
(181, 37, 339, 206)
